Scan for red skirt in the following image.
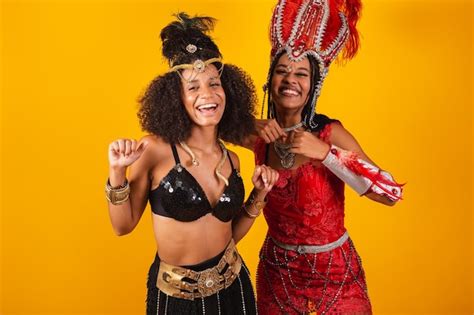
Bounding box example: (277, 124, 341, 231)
(256, 235, 372, 314)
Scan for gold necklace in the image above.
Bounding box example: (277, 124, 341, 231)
(179, 140, 229, 186)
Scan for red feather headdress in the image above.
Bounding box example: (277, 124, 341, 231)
(265, 0, 361, 130)
(270, 0, 361, 67)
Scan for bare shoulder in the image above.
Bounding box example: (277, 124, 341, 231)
(227, 149, 241, 170)
(328, 121, 360, 150)
(241, 134, 259, 151)
(139, 134, 165, 146)
(137, 134, 170, 165)
(328, 121, 349, 138)
(327, 122, 378, 164)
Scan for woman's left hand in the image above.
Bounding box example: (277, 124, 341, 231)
(252, 165, 279, 194)
(289, 130, 330, 160)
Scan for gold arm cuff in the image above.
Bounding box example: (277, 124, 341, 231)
(243, 189, 266, 218)
(243, 200, 265, 218)
(105, 179, 130, 205)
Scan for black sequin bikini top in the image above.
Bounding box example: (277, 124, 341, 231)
(149, 144, 245, 222)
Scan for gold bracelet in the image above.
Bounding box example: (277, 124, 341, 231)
(105, 179, 130, 205)
(243, 204, 259, 218)
(243, 200, 266, 218)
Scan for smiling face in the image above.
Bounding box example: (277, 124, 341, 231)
(270, 53, 311, 115)
(180, 64, 226, 128)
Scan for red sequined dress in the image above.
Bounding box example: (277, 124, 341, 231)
(254, 123, 372, 314)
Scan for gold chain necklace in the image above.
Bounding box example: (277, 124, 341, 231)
(179, 140, 229, 186)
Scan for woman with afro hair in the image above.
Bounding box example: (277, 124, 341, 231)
(105, 13, 278, 314)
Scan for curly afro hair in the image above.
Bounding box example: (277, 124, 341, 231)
(138, 63, 256, 145)
(137, 13, 256, 144)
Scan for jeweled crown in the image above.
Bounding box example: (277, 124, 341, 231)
(270, 0, 361, 68)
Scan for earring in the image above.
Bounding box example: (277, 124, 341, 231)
(268, 101, 275, 119)
(261, 88, 268, 119)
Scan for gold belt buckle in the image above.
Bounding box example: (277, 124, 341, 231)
(196, 267, 224, 296)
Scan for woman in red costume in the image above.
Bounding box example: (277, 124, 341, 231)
(242, 0, 404, 314)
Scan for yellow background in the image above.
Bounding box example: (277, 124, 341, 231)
(1, 0, 472, 314)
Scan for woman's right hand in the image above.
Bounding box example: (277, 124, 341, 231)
(255, 119, 286, 143)
(108, 139, 148, 171)
(252, 164, 279, 195)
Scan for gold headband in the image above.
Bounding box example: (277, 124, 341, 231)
(170, 58, 223, 82)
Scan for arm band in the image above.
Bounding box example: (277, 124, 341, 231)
(322, 145, 403, 201)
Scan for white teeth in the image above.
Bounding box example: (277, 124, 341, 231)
(282, 89, 299, 96)
(197, 104, 217, 110)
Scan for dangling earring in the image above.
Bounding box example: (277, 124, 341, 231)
(260, 84, 268, 119)
(268, 101, 275, 120)
(307, 91, 319, 130)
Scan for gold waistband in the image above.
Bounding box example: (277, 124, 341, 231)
(156, 239, 242, 300)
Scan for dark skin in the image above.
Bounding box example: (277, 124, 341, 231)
(242, 53, 396, 206)
(107, 65, 279, 266)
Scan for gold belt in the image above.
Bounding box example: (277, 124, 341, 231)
(156, 239, 242, 300)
